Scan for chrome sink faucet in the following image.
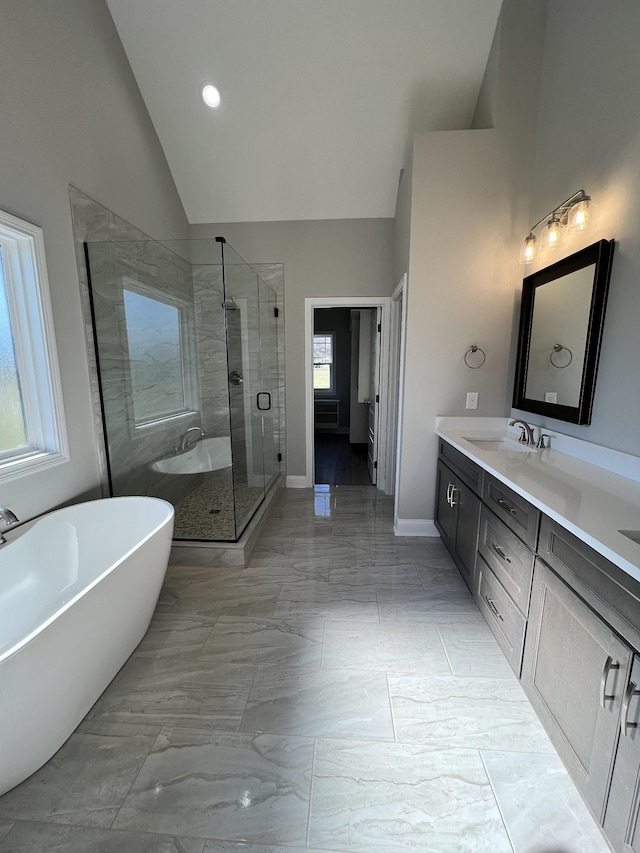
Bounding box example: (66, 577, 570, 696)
(509, 419, 535, 446)
(0, 506, 19, 544)
(181, 426, 205, 451)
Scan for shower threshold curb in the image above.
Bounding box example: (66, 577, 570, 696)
(168, 474, 283, 569)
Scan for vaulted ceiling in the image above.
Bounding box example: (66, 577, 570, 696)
(106, 0, 503, 223)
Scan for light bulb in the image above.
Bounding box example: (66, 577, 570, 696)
(541, 215, 562, 250)
(567, 198, 591, 232)
(519, 233, 536, 265)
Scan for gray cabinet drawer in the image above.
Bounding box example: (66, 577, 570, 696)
(478, 506, 535, 614)
(438, 439, 483, 496)
(539, 515, 640, 651)
(476, 555, 527, 676)
(482, 473, 540, 549)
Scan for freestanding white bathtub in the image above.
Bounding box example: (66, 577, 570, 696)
(0, 496, 174, 796)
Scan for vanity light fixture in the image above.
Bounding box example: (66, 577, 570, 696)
(201, 82, 222, 109)
(519, 189, 592, 264)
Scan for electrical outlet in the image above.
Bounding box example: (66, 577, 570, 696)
(544, 392, 557, 403)
(466, 392, 479, 410)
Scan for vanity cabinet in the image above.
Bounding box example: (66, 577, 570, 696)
(522, 557, 631, 819)
(435, 435, 640, 851)
(434, 442, 482, 590)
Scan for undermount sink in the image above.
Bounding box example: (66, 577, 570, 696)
(462, 437, 534, 453)
(620, 530, 640, 546)
(151, 436, 232, 475)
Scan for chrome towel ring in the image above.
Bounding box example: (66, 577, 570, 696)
(464, 345, 486, 369)
(550, 343, 573, 368)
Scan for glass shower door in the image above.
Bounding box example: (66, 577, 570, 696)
(258, 278, 280, 493)
(222, 244, 266, 536)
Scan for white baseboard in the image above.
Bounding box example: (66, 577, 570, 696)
(286, 475, 310, 489)
(394, 518, 440, 537)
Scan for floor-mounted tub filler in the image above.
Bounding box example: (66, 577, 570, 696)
(0, 496, 174, 796)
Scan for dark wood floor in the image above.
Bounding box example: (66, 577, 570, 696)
(314, 432, 371, 485)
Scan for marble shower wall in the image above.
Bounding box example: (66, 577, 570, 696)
(192, 265, 228, 439)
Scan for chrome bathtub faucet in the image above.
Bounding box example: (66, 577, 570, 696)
(181, 426, 205, 451)
(0, 506, 19, 544)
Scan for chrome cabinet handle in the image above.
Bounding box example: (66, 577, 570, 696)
(600, 655, 620, 708)
(621, 680, 640, 737)
(485, 596, 504, 622)
(446, 483, 453, 505)
(449, 486, 459, 507)
(494, 497, 516, 515)
(491, 542, 511, 563)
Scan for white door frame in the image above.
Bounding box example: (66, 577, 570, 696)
(390, 275, 408, 528)
(304, 296, 391, 490)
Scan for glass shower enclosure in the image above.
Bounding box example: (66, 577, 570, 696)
(84, 236, 281, 542)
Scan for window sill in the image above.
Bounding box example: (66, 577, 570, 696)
(0, 448, 70, 484)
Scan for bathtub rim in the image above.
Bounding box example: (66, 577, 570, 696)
(0, 495, 174, 665)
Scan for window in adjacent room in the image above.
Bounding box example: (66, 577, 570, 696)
(0, 209, 68, 481)
(313, 332, 335, 393)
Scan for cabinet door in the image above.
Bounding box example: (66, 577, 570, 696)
(452, 478, 480, 591)
(434, 459, 455, 545)
(604, 655, 640, 851)
(522, 559, 632, 819)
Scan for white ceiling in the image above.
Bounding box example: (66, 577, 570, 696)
(106, 0, 503, 224)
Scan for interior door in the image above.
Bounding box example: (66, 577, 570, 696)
(366, 307, 381, 485)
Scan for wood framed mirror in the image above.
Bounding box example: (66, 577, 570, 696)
(513, 238, 615, 425)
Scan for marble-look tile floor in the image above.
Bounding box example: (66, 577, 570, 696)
(0, 486, 611, 852)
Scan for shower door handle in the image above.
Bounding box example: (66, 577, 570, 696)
(256, 392, 272, 411)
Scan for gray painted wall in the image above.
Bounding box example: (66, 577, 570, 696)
(395, 129, 517, 527)
(509, 0, 640, 454)
(393, 162, 413, 288)
(189, 219, 394, 477)
(0, 0, 188, 522)
(391, 0, 554, 529)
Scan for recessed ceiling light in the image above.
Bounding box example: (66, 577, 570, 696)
(201, 83, 222, 109)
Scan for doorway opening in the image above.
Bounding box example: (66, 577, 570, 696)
(304, 295, 398, 492)
(313, 307, 376, 485)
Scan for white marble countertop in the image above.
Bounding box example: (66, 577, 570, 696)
(436, 417, 640, 583)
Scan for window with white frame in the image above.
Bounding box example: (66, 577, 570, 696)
(0, 210, 68, 481)
(313, 332, 335, 393)
(122, 279, 198, 428)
